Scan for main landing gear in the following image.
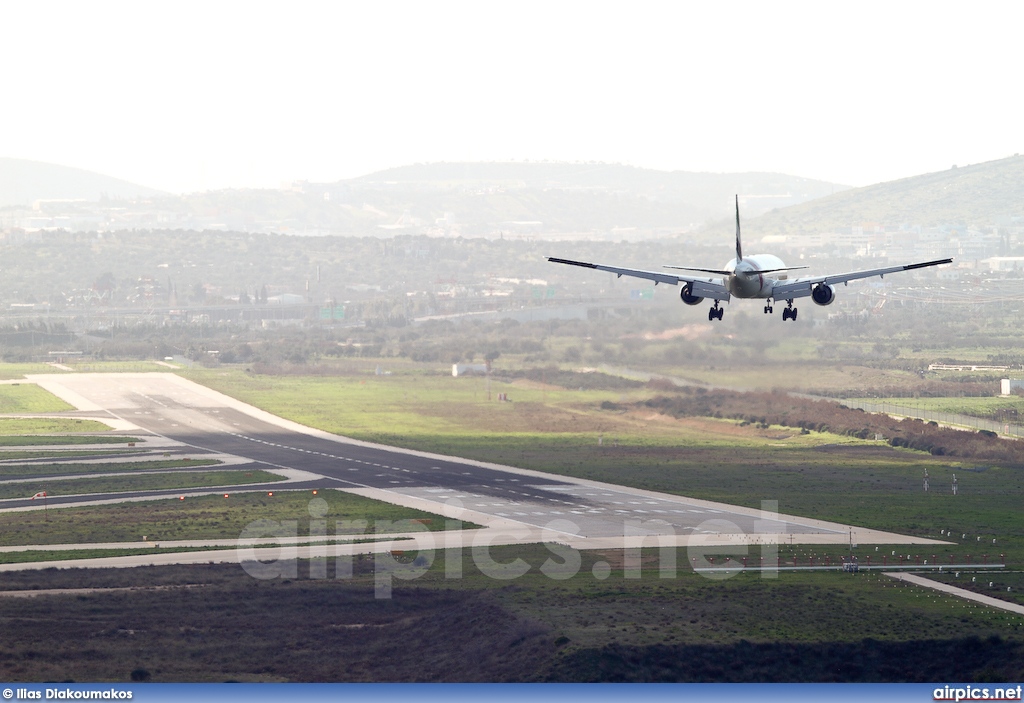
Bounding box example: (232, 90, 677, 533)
(781, 300, 798, 322)
(708, 301, 724, 321)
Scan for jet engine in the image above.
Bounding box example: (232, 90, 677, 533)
(811, 283, 836, 306)
(680, 284, 704, 306)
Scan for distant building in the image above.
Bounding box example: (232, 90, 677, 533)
(452, 363, 489, 377)
(267, 293, 306, 305)
(1001, 379, 1024, 396)
(981, 256, 1024, 272)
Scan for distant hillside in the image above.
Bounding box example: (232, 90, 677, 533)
(747, 155, 1024, 235)
(0, 158, 165, 207)
(353, 162, 849, 225)
(3, 159, 849, 238)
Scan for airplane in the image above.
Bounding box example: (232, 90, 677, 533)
(548, 196, 953, 322)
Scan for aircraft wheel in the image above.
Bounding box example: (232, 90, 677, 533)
(792, 308, 798, 321)
(782, 308, 791, 321)
(708, 308, 715, 322)
(717, 308, 724, 320)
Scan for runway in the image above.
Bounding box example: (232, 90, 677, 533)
(15, 372, 945, 551)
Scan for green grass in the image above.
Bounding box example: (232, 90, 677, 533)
(0, 383, 75, 413)
(184, 368, 626, 440)
(0, 363, 63, 380)
(930, 570, 1024, 607)
(427, 545, 1023, 649)
(0, 469, 284, 500)
(183, 368, 854, 448)
(0, 558, 1020, 682)
(0, 449, 141, 460)
(0, 434, 139, 445)
(660, 362, 924, 393)
(0, 489, 475, 545)
(856, 396, 1024, 422)
(0, 418, 115, 435)
(0, 457, 221, 478)
(0, 539, 416, 565)
(0, 546, 218, 564)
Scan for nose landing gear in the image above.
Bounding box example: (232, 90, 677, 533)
(763, 299, 774, 314)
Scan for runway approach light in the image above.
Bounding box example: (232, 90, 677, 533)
(312, 490, 318, 495)
(224, 494, 229, 499)
(179, 496, 185, 501)
(268, 491, 274, 497)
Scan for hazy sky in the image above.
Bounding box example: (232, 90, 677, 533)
(3, 1, 1021, 194)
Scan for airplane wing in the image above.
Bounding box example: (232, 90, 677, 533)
(547, 257, 731, 300)
(771, 258, 953, 300)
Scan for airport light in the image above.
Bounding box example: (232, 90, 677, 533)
(224, 494, 229, 498)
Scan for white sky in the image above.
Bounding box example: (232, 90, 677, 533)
(2, 1, 1021, 194)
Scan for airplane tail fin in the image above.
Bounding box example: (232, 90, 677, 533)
(735, 194, 743, 261)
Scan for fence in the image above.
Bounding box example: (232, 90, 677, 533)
(836, 399, 1024, 439)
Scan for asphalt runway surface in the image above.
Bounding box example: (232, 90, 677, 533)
(15, 372, 935, 546)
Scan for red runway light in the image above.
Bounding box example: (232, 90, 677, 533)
(268, 492, 274, 497)
(179, 496, 185, 501)
(223, 494, 229, 498)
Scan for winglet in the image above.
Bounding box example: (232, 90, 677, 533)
(735, 194, 743, 261)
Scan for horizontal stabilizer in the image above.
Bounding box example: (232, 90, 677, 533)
(663, 265, 733, 275)
(738, 266, 809, 276)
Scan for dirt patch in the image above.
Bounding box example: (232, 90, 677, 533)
(627, 412, 794, 440)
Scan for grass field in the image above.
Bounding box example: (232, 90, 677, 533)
(183, 368, 874, 448)
(856, 396, 1024, 421)
(0, 434, 138, 445)
(0, 546, 218, 564)
(0, 457, 221, 478)
(661, 362, 925, 393)
(0, 383, 75, 413)
(0, 449, 142, 460)
(0, 469, 284, 500)
(0, 363, 63, 380)
(0, 550, 1018, 682)
(0, 418, 117, 435)
(0, 489, 476, 546)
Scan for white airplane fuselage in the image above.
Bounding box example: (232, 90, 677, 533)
(724, 254, 788, 299)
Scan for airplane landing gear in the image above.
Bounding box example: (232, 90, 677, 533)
(708, 301, 724, 321)
(763, 300, 774, 314)
(781, 300, 798, 321)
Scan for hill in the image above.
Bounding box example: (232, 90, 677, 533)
(6, 160, 847, 238)
(746, 155, 1024, 236)
(0, 158, 165, 207)
(146, 163, 849, 239)
(351, 161, 848, 229)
